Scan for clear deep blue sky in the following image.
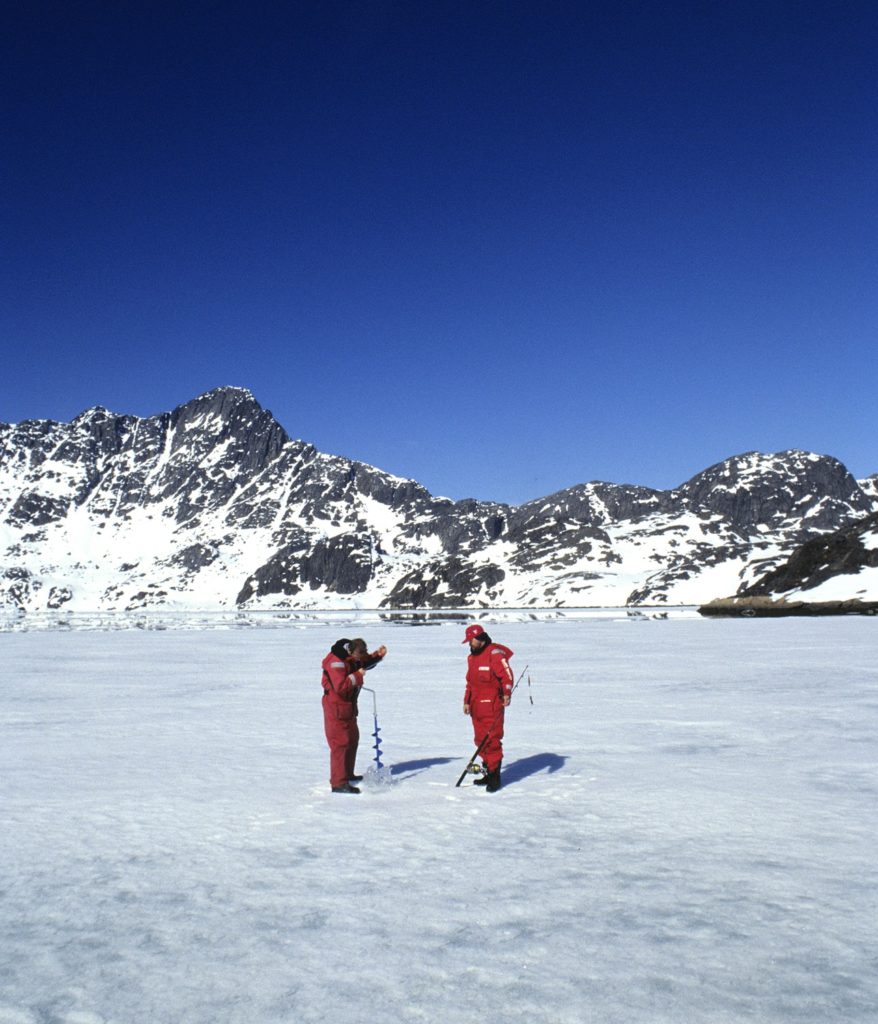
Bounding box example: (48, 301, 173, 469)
(2, 1, 876, 503)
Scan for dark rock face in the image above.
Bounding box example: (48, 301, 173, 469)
(7, 491, 71, 527)
(47, 586, 73, 609)
(2, 567, 36, 608)
(235, 530, 311, 604)
(2, 388, 877, 612)
(384, 558, 506, 609)
(513, 481, 668, 529)
(676, 451, 873, 533)
(299, 534, 376, 594)
(738, 511, 878, 596)
(167, 544, 219, 571)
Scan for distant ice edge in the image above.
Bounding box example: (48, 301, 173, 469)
(0, 606, 698, 633)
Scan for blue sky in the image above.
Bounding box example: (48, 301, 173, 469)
(2, 1, 876, 504)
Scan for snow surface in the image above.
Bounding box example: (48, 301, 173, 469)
(785, 565, 878, 602)
(1, 614, 877, 1023)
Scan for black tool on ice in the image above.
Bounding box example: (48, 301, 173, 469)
(454, 664, 528, 788)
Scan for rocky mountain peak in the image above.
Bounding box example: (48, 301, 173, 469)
(1, 394, 877, 613)
(173, 386, 260, 420)
(675, 449, 871, 533)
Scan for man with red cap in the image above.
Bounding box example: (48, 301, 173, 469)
(462, 623, 514, 792)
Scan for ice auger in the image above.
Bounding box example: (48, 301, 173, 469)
(361, 687, 384, 771)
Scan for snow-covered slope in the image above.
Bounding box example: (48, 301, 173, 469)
(1, 387, 876, 611)
(733, 511, 878, 603)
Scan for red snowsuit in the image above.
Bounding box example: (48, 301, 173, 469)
(321, 647, 382, 788)
(464, 642, 514, 773)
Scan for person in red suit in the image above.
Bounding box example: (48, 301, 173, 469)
(321, 637, 386, 793)
(462, 624, 514, 792)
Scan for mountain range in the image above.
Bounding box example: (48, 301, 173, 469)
(2, 386, 876, 613)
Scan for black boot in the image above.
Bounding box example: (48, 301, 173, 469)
(331, 782, 361, 794)
(473, 763, 490, 786)
(485, 762, 502, 792)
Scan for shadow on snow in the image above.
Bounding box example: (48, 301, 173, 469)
(387, 752, 568, 786)
(390, 757, 456, 780)
(500, 752, 568, 787)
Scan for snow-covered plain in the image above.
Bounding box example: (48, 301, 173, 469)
(1, 612, 876, 1023)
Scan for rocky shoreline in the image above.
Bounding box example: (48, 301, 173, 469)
(699, 597, 878, 618)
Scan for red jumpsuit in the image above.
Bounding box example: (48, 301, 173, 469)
(464, 642, 514, 773)
(321, 647, 384, 788)
(322, 650, 366, 788)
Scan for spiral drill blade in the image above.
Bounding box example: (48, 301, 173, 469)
(372, 714, 384, 769)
